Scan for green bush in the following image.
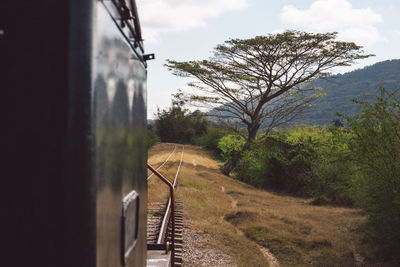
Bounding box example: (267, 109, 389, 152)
(146, 129, 160, 149)
(191, 127, 230, 152)
(228, 127, 356, 205)
(274, 126, 356, 205)
(234, 142, 270, 187)
(155, 104, 208, 143)
(345, 86, 400, 261)
(307, 126, 356, 206)
(234, 135, 316, 195)
(217, 134, 246, 160)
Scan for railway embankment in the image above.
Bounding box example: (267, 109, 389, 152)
(148, 143, 366, 267)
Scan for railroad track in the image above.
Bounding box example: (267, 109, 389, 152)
(147, 144, 184, 266)
(147, 144, 177, 180)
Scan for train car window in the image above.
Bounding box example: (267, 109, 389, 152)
(121, 190, 139, 265)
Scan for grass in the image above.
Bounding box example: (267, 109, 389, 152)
(148, 144, 366, 266)
(226, 190, 245, 196)
(152, 208, 165, 217)
(147, 143, 181, 203)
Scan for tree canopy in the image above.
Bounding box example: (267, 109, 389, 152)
(166, 31, 372, 174)
(155, 97, 208, 143)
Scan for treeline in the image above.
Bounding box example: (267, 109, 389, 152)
(147, 99, 208, 146)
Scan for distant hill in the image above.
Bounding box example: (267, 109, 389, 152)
(208, 59, 400, 127)
(294, 59, 400, 125)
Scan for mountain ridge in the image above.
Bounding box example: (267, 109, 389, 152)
(295, 59, 400, 125)
(205, 59, 400, 127)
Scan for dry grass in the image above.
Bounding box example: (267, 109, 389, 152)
(147, 143, 182, 203)
(149, 144, 366, 267)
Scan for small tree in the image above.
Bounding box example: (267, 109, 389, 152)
(155, 97, 208, 143)
(166, 31, 372, 175)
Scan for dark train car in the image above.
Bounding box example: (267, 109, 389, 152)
(1, 1, 151, 266)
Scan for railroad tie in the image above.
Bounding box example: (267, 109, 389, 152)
(166, 201, 184, 267)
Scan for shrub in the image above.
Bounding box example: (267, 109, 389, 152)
(155, 103, 208, 143)
(345, 86, 400, 261)
(307, 126, 356, 206)
(263, 136, 316, 194)
(231, 127, 356, 205)
(146, 129, 160, 149)
(191, 127, 230, 152)
(234, 144, 270, 187)
(234, 135, 316, 194)
(217, 134, 246, 160)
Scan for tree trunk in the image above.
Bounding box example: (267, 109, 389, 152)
(221, 151, 242, 175)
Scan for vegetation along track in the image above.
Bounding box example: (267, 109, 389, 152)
(147, 143, 185, 266)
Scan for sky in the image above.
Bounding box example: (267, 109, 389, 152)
(136, 0, 400, 119)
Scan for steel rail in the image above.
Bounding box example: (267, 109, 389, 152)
(146, 144, 185, 262)
(147, 144, 177, 180)
(173, 145, 184, 188)
(156, 145, 184, 244)
(147, 164, 175, 248)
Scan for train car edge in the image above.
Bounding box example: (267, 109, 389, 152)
(1, 1, 151, 266)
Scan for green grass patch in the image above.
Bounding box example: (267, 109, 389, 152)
(152, 208, 165, 217)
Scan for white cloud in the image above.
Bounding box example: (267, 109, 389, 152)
(280, 0, 383, 47)
(393, 30, 400, 37)
(136, 0, 247, 43)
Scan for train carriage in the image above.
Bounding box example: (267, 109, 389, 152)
(1, 1, 153, 266)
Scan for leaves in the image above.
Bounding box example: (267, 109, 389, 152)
(166, 30, 371, 174)
(155, 98, 209, 143)
(165, 31, 371, 140)
(344, 86, 400, 257)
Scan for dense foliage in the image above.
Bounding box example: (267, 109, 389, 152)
(146, 124, 160, 149)
(217, 134, 246, 161)
(216, 127, 355, 205)
(345, 86, 400, 261)
(155, 102, 208, 143)
(191, 127, 231, 153)
(235, 135, 315, 194)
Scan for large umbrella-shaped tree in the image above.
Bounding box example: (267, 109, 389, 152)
(166, 31, 372, 175)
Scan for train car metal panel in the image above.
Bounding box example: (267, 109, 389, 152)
(94, 2, 147, 266)
(1, 0, 148, 266)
